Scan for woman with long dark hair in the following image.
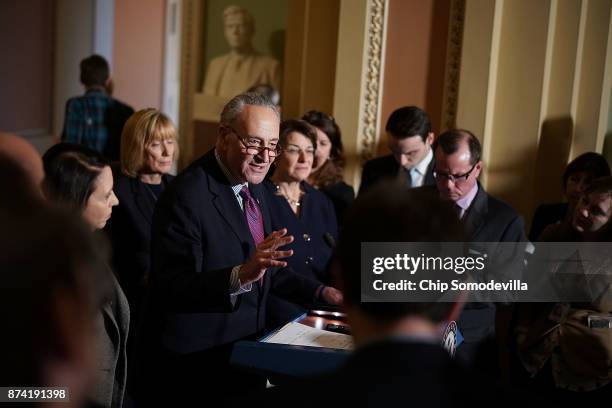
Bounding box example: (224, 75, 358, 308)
(302, 110, 354, 225)
(43, 144, 128, 408)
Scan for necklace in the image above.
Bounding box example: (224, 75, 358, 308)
(275, 184, 303, 207)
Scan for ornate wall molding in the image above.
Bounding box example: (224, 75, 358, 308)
(178, 0, 196, 168)
(441, 0, 466, 131)
(359, 0, 388, 165)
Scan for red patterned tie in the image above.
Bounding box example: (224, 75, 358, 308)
(239, 186, 265, 246)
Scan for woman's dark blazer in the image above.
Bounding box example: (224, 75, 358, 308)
(263, 180, 338, 327)
(107, 173, 174, 309)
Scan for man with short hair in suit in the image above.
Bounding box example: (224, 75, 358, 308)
(431, 129, 525, 376)
(359, 106, 435, 195)
(144, 92, 342, 405)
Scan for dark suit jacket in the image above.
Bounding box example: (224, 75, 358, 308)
(359, 153, 435, 195)
(254, 340, 515, 408)
(460, 183, 525, 243)
(148, 149, 321, 354)
(107, 174, 174, 309)
(263, 180, 338, 327)
(93, 272, 129, 408)
(455, 184, 525, 356)
(418, 184, 525, 369)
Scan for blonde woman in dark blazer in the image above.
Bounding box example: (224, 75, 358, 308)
(106, 110, 178, 404)
(108, 109, 178, 314)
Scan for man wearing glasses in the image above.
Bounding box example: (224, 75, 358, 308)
(146, 92, 342, 405)
(432, 129, 523, 241)
(359, 106, 436, 195)
(431, 128, 525, 378)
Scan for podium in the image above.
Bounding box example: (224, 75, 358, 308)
(230, 310, 352, 381)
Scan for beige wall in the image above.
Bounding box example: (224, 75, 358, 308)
(283, 0, 340, 119)
(113, 0, 166, 110)
(53, 0, 96, 138)
(457, 0, 612, 227)
(332, 0, 451, 187)
(379, 0, 450, 154)
(485, 0, 551, 218)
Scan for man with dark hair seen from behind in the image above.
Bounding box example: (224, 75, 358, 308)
(62, 54, 134, 161)
(359, 106, 435, 194)
(260, 184, 520, 407)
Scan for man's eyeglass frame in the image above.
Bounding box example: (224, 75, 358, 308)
(225, 126, 282, 158)
(433, 161, 478, 184)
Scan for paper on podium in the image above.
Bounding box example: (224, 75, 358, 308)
(263, 322, 354, 350)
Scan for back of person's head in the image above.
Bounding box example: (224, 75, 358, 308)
(0, 158, 110, 400)
(0, 154, 44, 217)
(385, 106, 432, 141)
(80, 54, 110, 88)
(42, 144, 109, 210)
(335, 183, 466, 323)
(562, 152, 611, 188)
(0, 132, 44, 188)
(120, 108, 179, 177)
(301, 110, 344, 159)
(434, 129, 482, 165)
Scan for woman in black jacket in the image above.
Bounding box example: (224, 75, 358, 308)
(107, 108, 178, 312)
(302, 110, 355, 226)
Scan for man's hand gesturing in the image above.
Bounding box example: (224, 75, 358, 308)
(238, 228, 294, 285)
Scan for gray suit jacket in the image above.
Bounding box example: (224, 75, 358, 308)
(92, 271, 130, 408)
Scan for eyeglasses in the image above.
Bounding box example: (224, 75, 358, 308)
(225, 126, 282, 158)
(433, 162, 478, 184)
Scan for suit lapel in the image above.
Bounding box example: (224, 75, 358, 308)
(131, 178, 156, 225)
(206, 154, 255, 255)
(463, 183, 488, 240)
(101, 301, 120, 350)
(424, 157, 436, 186)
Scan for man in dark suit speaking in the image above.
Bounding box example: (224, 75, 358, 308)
(145, 92, 342, 404)
(359, 106, 435, 195)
